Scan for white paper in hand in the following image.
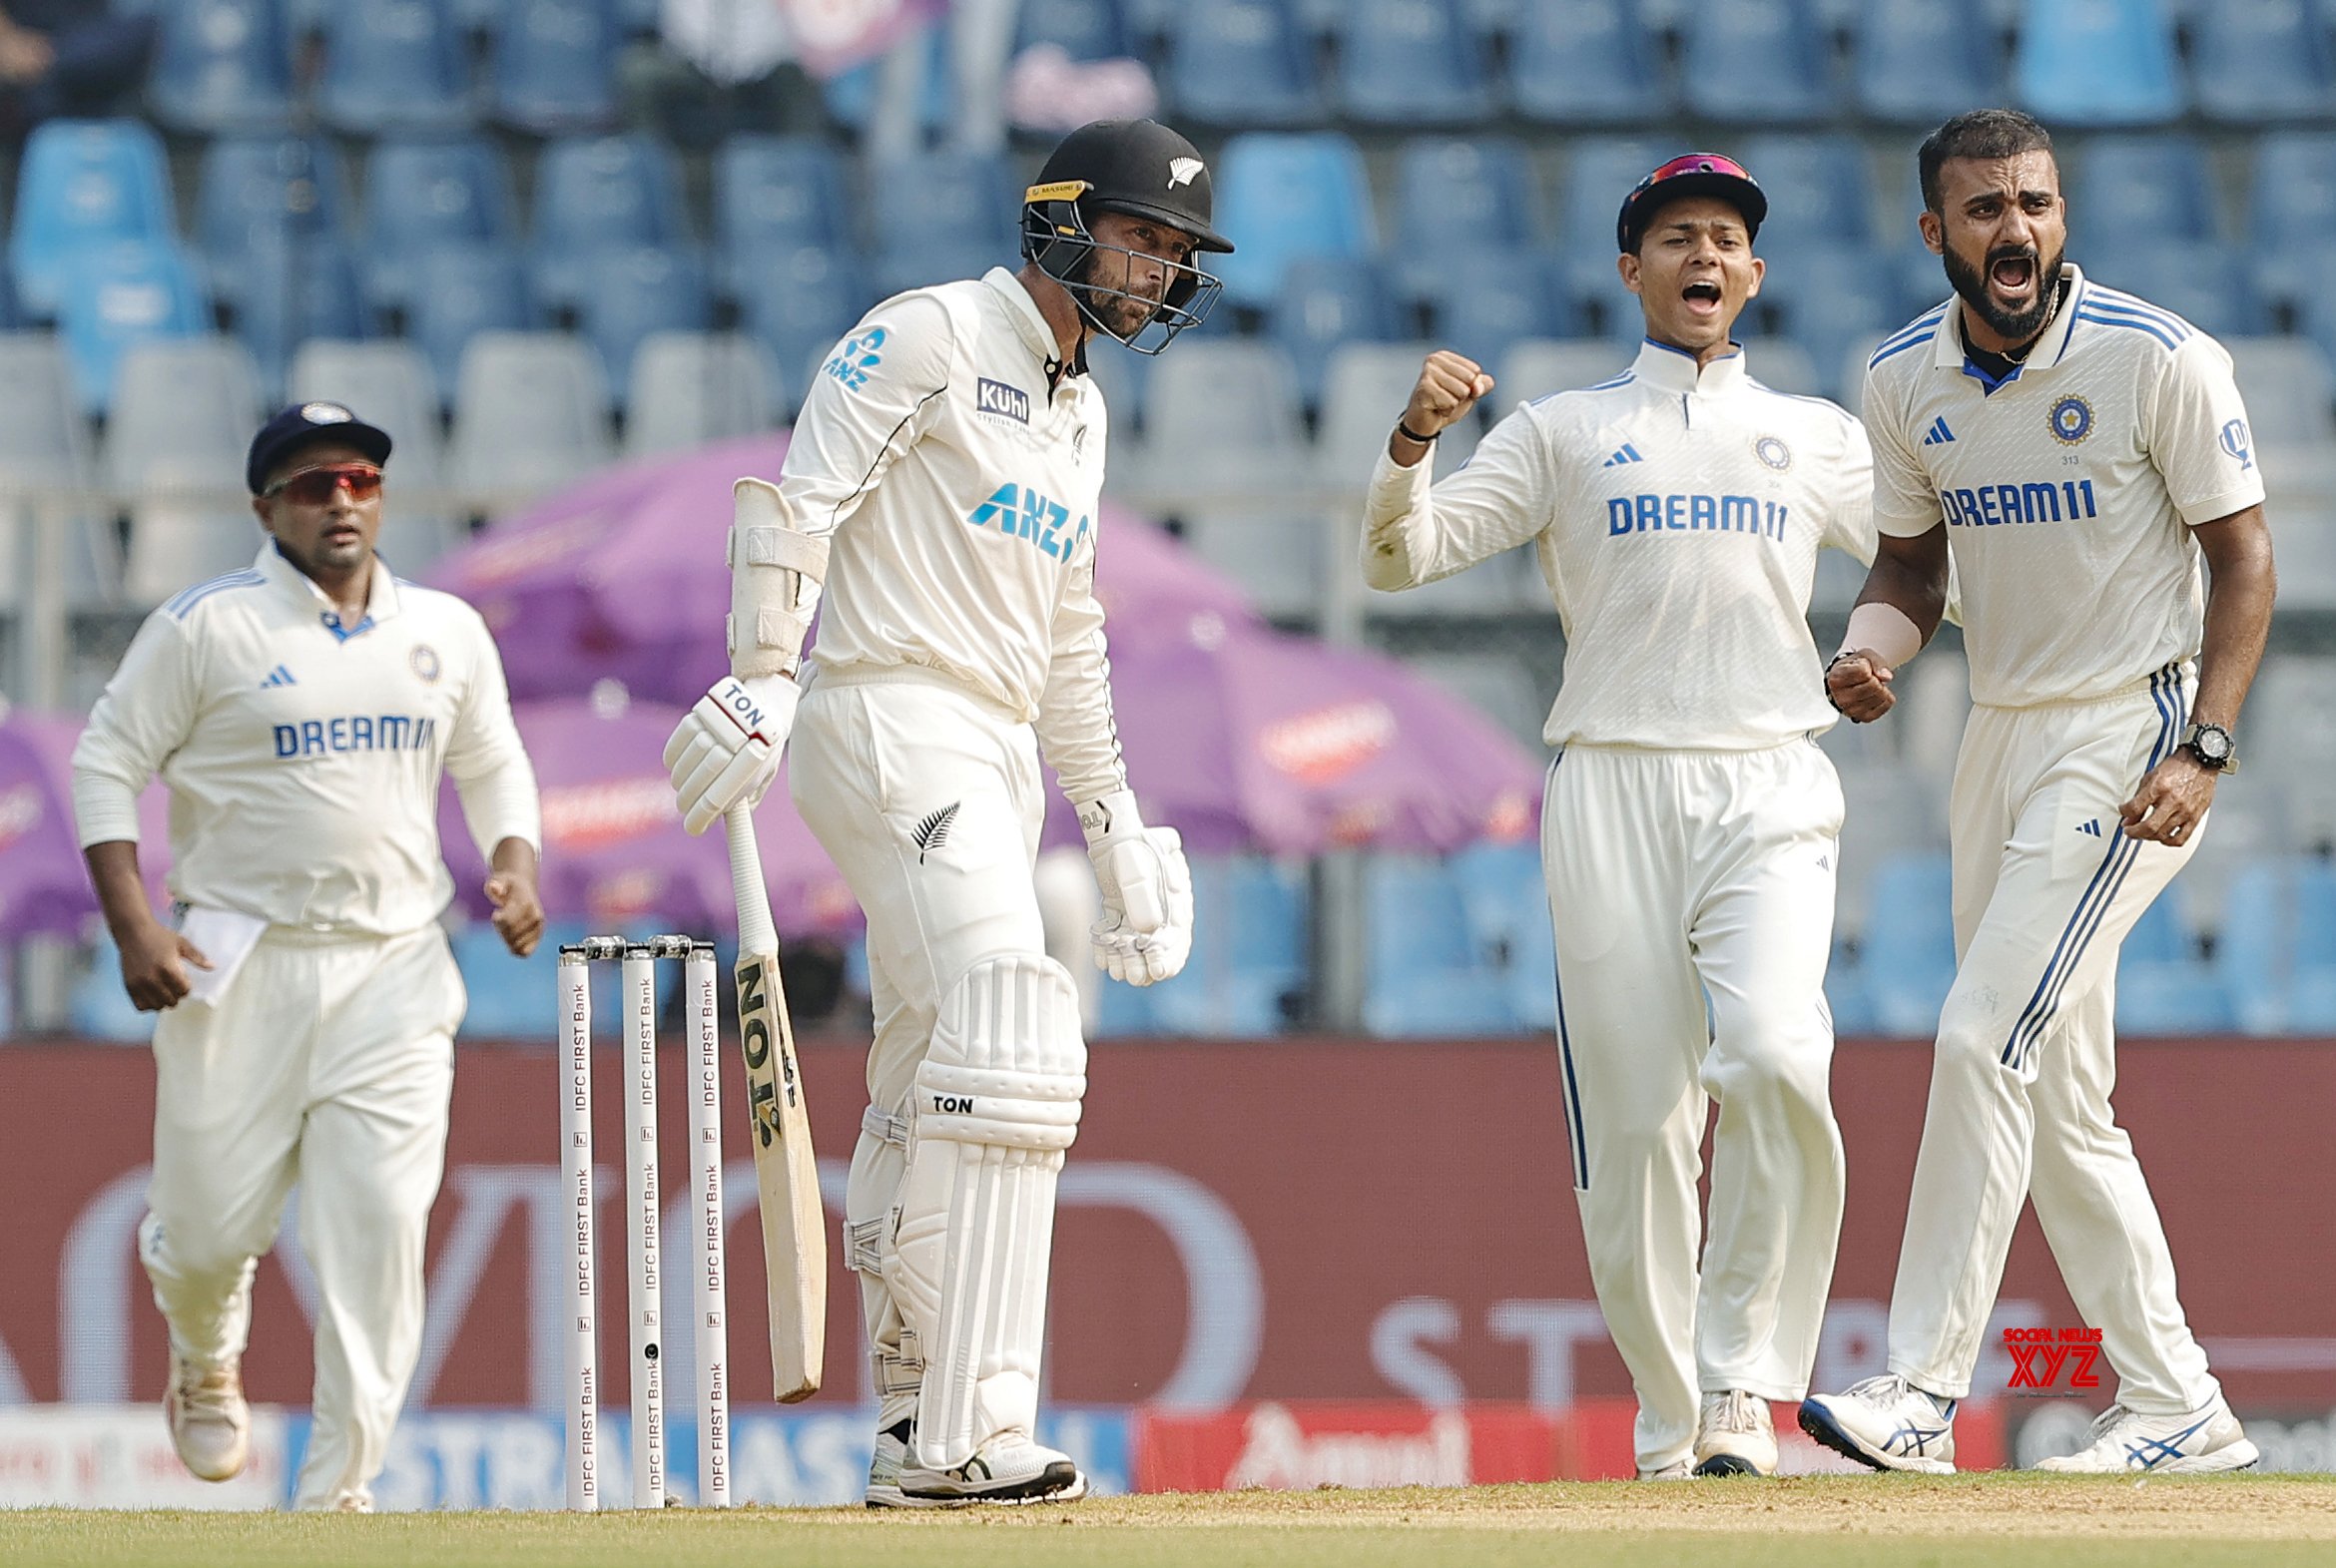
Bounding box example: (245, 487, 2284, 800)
(178, 906, 267, 1006)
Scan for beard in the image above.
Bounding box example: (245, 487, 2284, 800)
(1943, 239, 2066, 346)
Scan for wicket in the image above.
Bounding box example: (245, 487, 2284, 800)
(559, 935, 730, 1510)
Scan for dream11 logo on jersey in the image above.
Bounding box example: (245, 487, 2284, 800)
(2004, 1326, 2104, 1393)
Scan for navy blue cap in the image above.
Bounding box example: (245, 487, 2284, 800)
(247, 401, 393, 495)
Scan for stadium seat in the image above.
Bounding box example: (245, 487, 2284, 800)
(214, 233, 368, 399)
(2192, 0, 2333, 125)
(2081, 243, 2263, 340)
(819, 23, 952, 138)
(1507, 0, 1668, 126)
(2213, 856, 2336, 1035)
(361, 137, 519, 320)
(1491, 337, 1635, 414)
(58, 241, 208, 417)
(713, 136, 852, 293)
(319, 0, 475, 135)
(1753, 244, 1910, 398)
(1851, 0, 2005, 124)
(872, 234, 1013, 300)
(1211, 132, 1377, 310)
(1826, 931, 1880, 1038)
(1550, 135, 1669, 323)
(1163, 0, 1325, 129)
(2176, 778, 2291, 940)
(288, 337, 459, 566)
(195, 136, 352, 263)
(1736, 135, 1876, 252)
(2249, 135, 2336, 316)
(2014, 0, 2183, 126)
(2114, 886, 2234, 1035)
(624, 331, 778, 455)
(107, 335, 270, 604)
(149, 0, 293, 133)
(735, 244, 868, 414)
(1856, 851, 1957, 1037)
(1418, 248, 1578, 372)
(487, 0, 618, 133)
(1363, 855, 1516, 1036)
(1332, 0, 1494, 127)
(446, 330, 615, 504)
(407, 243, 532, 404)
(1015, 0, 1131, 59)
(1268, 255, 1399, 411)
(575, 245, 712, 404)
(1082, 332, 1153, 433)
(530, 134, 692, 316)
(0, 333, 120, 609)
(2248, 656, 2336, 851)
(2070, 135, 2217, 253)
(1389, 137, 1543, 282)
(1401, 650, 1544, 743)
(1143, 341, 1322, 616)
(1827, 759, 1945, 941)
(10, 120, 177, 321)
(1679, 0, 1836, 124)
(1142, 855, 1310, 1035)
(1452, 839, 1557, 1031)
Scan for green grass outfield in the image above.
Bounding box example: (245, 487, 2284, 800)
(7, 1475, 2336, 1568)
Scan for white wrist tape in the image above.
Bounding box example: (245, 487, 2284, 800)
(727, 477, 830, 680)
(1839, 601, 1924, 670)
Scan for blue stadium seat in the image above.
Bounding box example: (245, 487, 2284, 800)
(149, 0, 294, 133)
(737, 244, 868, 412)
(1452, 840, 1556, 1032)
(1143, 855, 1310, 1036)
(1420, 247, 1577, 372)
(408, 243, 531, 402)
(1858, 852, 1957, 1038)
(59, 241, 209, 415)
(1390, 136, 1542, 267)
(1363, 855, 1515, 1037)
(2113, 887, 2234, 1036)
(1679, 0, 1836, 125)
(1738, 135, 1875, 252)
(361, 137, 519, 318)
(714, 136, 851, 294)
(1826, 933, 1880, 1038)
(2214, 856, 2336, 1035)
(216, 234, 368, 399)
(10, 120, 176, 321)
(1551, 135, 1667, 321)
(2252, 133, 2336, 258)
(1164, 0, 1325, 128)
(577, 245, 711, 405)
(2192, 0, 2333, 125)
(2070, 135, 2216, 253)
(2082, 242, 2263, 340)
(1753, 242, 1901, 399)
(2014, 0, 2183, 127)
(196, 136, 351, 261)
(488, 0, 617, 134)
(319, 0, 474, 135)
(1015, 0, 1130, 58)
(1333, 0, 1493, 127)
(1268, 255, 1399, 409)
(865, 148, 1018, 260)
(1211, 132, 1376, 309)
(1852, 0, 2005, 124)
(530, 133, 691, 314)
(1507, 0, 1667, 126)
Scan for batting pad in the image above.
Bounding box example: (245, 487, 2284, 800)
(889, 952, 1087, 1472)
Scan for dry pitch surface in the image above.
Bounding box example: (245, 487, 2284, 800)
(7, 1476, 2336, 1568)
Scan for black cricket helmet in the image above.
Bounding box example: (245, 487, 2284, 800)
(1021, 119, 1233, 354)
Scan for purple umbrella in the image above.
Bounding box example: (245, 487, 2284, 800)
(425, 432, 1258, 707)
(0, 712, 173, 937)
(437, 695, 862, 939)
(1044, 612, 1545, 856)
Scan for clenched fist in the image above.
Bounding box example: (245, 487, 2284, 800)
(1399, 350, 1495, 445)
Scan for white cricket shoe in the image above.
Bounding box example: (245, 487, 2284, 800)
(2033, 1399, 2259, 1474)
(164, 1353, 250, 1482)
(1798, 1375, 1958, 1474)
(1693, 1389, 1778, 1477)
(898, 1432, 1088, 1505)
(865, 1421, 971, 1509)
(1636, 1460, 1692, 1481)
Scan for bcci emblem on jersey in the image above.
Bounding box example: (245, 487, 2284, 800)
(1753, 435, 1792, 470)
(409, 645, 441, 684)
(2049, 394, 2094, 445)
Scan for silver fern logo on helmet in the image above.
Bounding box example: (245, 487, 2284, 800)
(1168, 157, 1203, 188)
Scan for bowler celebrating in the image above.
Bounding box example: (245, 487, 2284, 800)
(73, 402, 544, 1510)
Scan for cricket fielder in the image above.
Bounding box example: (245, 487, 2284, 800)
(1362, 155, 1876, 1478)
(1801, 109, 2276, 1474)
(663, 119, 1227, 1505)
(73, 401, 544, 1510)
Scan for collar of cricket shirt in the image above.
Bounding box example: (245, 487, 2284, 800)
(255, 541, 402, 641)
(1632, 335, 1750, 395)
(1936, 261, 2087, 376)
(984, 265, 1085, 387)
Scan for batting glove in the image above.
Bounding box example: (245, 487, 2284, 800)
(1080, 790, 1194, 986)
(664, 674, 799, 836)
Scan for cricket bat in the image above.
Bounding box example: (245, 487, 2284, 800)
(725, 804, 826, 1401)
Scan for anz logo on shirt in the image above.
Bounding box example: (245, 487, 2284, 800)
(965, 481, 1092, 562)
(824, 326, 885, 391)
(1939, 479, 2099, 527)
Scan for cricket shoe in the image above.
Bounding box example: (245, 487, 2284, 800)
(1636, 1461, 1692, 1481)
(898, 1432, 1089, 1505)
(865, 1421, 968, 1509)
(2033, 1398, 2259, 1474)
(164, 1353, 250, 1482)
(1693, 1389, 1778, 1476)
(1798, 1375, 1958, 1474)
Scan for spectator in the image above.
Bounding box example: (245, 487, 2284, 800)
(0, 0, 157, 136)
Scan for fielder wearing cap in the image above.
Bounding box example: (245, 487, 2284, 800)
(70, 401, 545, 1510)
(659, 117, 1232, 1507)
(1361, 152, 1879, 1479)
(1801, 108, 2275, 1479)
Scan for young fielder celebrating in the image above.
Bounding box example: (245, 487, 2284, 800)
(663, 119, 1225, 1505)
(1801, 110, 2276, 1475)
(72, 402, 544, 1510)
(1363, 155, 1875, 1478)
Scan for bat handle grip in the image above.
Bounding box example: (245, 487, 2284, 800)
(726, 805, 778, 954)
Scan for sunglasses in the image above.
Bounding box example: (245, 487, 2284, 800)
(264, 463, 383, 505)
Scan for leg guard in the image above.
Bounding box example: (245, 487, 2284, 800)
(887, 953, 1086, 1473)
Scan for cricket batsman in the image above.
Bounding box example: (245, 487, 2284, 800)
(663, 119, 1229, 1505)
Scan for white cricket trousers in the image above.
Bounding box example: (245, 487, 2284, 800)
(140, 923, 464, 1509)
(1544, 739, 1847, 1474)
(1889, 663, 2217, 1415)
(788, 669, 1052, 1432)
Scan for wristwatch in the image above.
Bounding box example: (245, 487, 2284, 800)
(2180, 722, 2239, 774)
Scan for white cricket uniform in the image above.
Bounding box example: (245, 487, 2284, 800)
(1861, 265, 2262, 1412)
(72, 543, 539, 1509)
(1365, 338, 1875, 1471)
(767, 268, 1122, 1443)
